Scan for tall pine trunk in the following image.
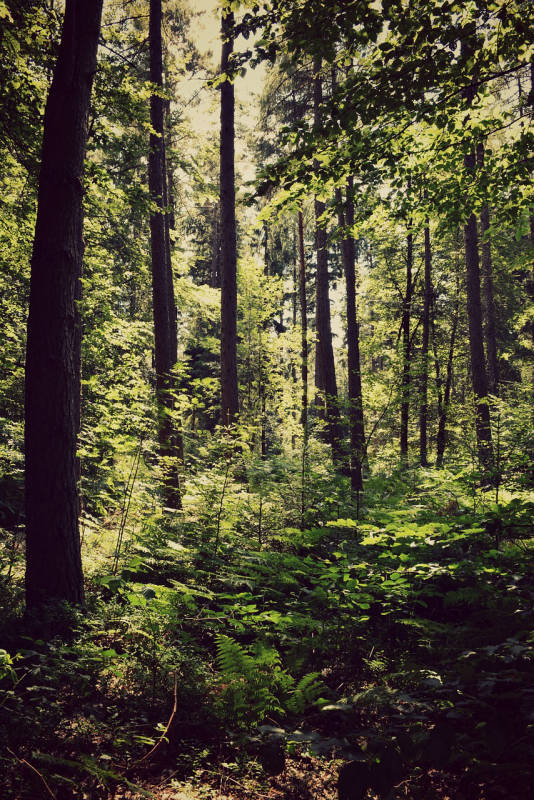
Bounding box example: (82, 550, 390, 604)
(419, 219, 432, 466)
(149, 0, 182, 507)
(219, 9, 239, 425)
(530, 64, 534, 392)
(337, 181, 364, 493)
(25, 0, 103, 608)
(297, 211, 309, 525)
(400, 225, 413, 461)
(435, 251, 460, 467)
(476, 143, 499, 396)
(297, 211, 309, 443)
(462, 39, 493, 474)
(313, 56, 343, 464)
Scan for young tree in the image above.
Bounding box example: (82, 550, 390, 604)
(25, 0, 104, 608)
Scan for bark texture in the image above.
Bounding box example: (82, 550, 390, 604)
(419, 220, 432, 466)
(313, 57, 343, 464)
(435, 253, 460, 468)
(337, 182, 364, 493)
(400, 226, 413, 460)
(297, 211, 309, 441)
(476, 144, 499, 396)
(219, 9, 239, 425)
(149, 0, 182, 507)
(461, 38, 493, 472)
(25, 0, 103, 608)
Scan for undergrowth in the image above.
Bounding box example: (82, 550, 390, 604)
(1, 465, 533, 799)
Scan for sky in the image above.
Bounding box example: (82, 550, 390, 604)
(180, 0, 266, 184)
(182, 0, 265, 136)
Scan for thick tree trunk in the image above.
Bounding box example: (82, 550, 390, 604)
(149, 0, 182, 507)
(25, 0, 103, 608)
(400, 226, 413, 461)
(313, 56, 343, 464)
(219, 9, 239, 425)
(419, 219, 432, 466)
(337, 181, 364, 493)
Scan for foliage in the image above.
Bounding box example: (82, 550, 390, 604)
(1, 0, 534, 797)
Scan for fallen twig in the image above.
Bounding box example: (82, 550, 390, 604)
(7, 747, 57, 800)
(134, 672, 178, 765)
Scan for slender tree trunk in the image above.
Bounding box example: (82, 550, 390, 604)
(435, 253, 460, 467)
(400, 224, 413, 461)
(297, 210, 308, 526)
(337, 181, 364, 493)
(419, 218, 432, 466)
(528, 64, 534, 392)
(476, 143, 499, 396)
(149, 0, 182, 507)
(298, 211, 309, 442)
(462, 39, 494, 474)
(313, 56, 343, 464)
(464, 208, 493, 471)
(25, 0, 103, 609)
(219, 9, 239, 425)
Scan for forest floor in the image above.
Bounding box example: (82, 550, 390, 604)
(2, 468, 534, 800)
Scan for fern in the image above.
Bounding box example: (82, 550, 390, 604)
(214, 635, 324, 726)
(286, 672, 324, 714)
(216, 633, 255, 675)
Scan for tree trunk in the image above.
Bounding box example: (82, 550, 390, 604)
(400, 225, 413, 461)
(210, 202, 220, 289)
(337, 181, 364, 493)
(219, 9, 239, 425)
(419, 219, 432, 466)
(530, 63, 534, 392)
(297, 210, 309, 526)
(297, 211, 309, 442)
(149, 0, 182, 507)
(461, 39, 494, 473)
(25, 0, 103, 609)
(435, 252, 460, 468)
(476, 143, 499, 396)
(313, 56, 343, 464)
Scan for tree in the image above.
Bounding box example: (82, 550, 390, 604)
(337, 180, 364, 493)
(297, 209, 309, 521)
(461, 37, 494, 475)
(419, 215, 432, 466)
(312, 56, 343, 465)
(219, 6, 239, 426)
(400, 219, 414, 462)
(476, 143, 499, 397)
(148, 0, 182, 508)
(24, 0, 104, 608)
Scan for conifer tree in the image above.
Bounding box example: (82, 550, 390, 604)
(25, 0, 104, 608)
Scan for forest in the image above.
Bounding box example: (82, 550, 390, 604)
(0, 0, 533, 798)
